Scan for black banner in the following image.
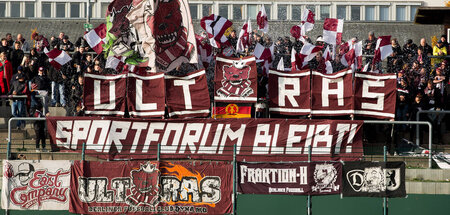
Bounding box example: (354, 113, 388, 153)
(343, 162, 406, 197)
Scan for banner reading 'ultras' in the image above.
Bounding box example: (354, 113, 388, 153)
(238, 162, 341, 195)
(353, 72, 397, 119)
(69, 161, 232, 214)
(343, 161, 406, 198)
(269, 69, 311, 115)
(1, 160, 71, 210)
(47, 117, 363, 161)
(215, 56, 257, 103)
(84, 72, 127, 116)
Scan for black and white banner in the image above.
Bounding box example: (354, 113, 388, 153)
(343, 161, 406, 197)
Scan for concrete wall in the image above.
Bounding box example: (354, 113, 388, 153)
(0, 18, 443, 47)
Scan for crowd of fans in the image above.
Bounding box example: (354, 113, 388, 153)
(0, 29, 448, 145)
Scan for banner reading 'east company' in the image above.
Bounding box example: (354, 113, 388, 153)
(69, 161, 232, 214)
(1, 160, 71, 210)
(47, 117, 363, 161)
(238, 162, 342, 195)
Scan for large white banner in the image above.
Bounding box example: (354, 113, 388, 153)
(1, 160, 71, 210)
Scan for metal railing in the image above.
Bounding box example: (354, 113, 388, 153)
(416, 110, 450, 146)
(6, 117, 46, 159)
(364, 120, 433, 168)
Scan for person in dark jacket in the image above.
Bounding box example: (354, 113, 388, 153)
(9, 41, 24, 74)
(387, 38, 403, 73)
(0, 38, 12, 60)
(9, 73, 28, 128)
(68, 75, 84, 116)
(31, 102, 47, 152)
(363, 31, 377, 63)
(418, 38, 433, 57)
(403, 39, 417, 63)
(30, 67, 50, 112)
(58, 35, 74, 52)
(48, 66, 67, 107)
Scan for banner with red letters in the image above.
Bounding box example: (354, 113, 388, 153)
(311, 70, 353, 116)
(238, 162, 342, 195)
(47, 117, 363, 161)
(69, 160, 232, 214)
(127, 72, 166, 118)
(353, 72, 397, 119)
(84, 72, 127, 116)
(165, 69, 210, 118)
(1, 160, 71, 210)
(214, 56, 257, 103)
(269, 69, 311, 115)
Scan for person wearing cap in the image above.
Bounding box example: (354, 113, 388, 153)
(9, 41, 24, 74)
(58, 35, 74, 52)
(315, 36, 325, 48)
(10, 66, 26, 84)
(403, 39, 417, 63)
(433, 40, 447, 66)
(16, 163, 35, 185)
(8, 72, 28, 129)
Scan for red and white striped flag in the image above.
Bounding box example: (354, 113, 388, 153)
(105, 56, 125, 71)
(44, 48, 72, 70)
(323, 46, 333, 74)
(293, 42, 322, 70)
(195, 34, 213, 69)
(200, 14, 233, 48)
(84, 23, 106, 54)
(323, 18, 344, 45)
(236, 19, 252, 53)
(341, 40, 363, 70)
(372, 35, 393, 65)
(257, 5, 268, 33)
(254, 43, 274, 75)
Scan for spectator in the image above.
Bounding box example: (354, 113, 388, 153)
(19, 55, 33, 81)
(227, 30, 238, 50)
(68, 75, 84, 116)
(74, 36, 89, 50)
(5, 33, 14, 48)
(416, 47, 430, 68)
(8, 73, 28, 129)
(32, 32, 49, 53)
(72, 46, 86, 65)
(433, 67, 446, 107)
(10, 66, 27, 84)
(0, 38, 12, 59)
(440, 35, 449, 50)
(58, 35, 74, 52)
(418, 38, 432, 56)
(31, 102, 47, 152)
(16, 34, 30, 52)
(403, 39, 417, 63)
(387, 38, 403, 73)
(9, 41, 24, 74)
(29, 48, 44, 77)
(48, 66, 66, 107)
(30, 67, 50, 111)
(0, 52, 13, 96)
(363, 31, 377, 63)
(433, 40, 447, 66)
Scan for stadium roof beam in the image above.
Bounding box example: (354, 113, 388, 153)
(414, 7, 450, 25)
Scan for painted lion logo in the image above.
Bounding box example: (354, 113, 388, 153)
(126, 162, 160, 206)
(217, 60, 254, 97)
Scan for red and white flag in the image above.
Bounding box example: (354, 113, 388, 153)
(372, 35, 393, 65)
(323, 18, 344, 45)
(254, 43, 274, 75)
(292, 42, 322, 70)
(323, 46, 333, 74)
(84, 23, 106, 54)
(341, 40, 362, 70)
(236, 19, 252, 53)
(257, 5, 269, 33)
(200, 14, 233, 48)
(301, 9, 315, 33)
(44, 48, 72, 70)
(195, 34, 213, 69)
(105, 56, 125, 71)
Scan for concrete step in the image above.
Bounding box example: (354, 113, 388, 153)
(363, 155, 430, 168)
(406, 181, 450, 194)
(48, 107, 67, 116)
(0, 129, 28, 140)
(406, 168, 450, 182)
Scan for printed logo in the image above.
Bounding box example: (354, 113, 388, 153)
(217, 59, 254, 98)
(312, 164, 339, 192)
(225, 104, 239, 115)
(346, 167, 401, 193)
(6, 162, 70, 209)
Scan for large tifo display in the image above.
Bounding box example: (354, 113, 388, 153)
(47, 117, 363, 161)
